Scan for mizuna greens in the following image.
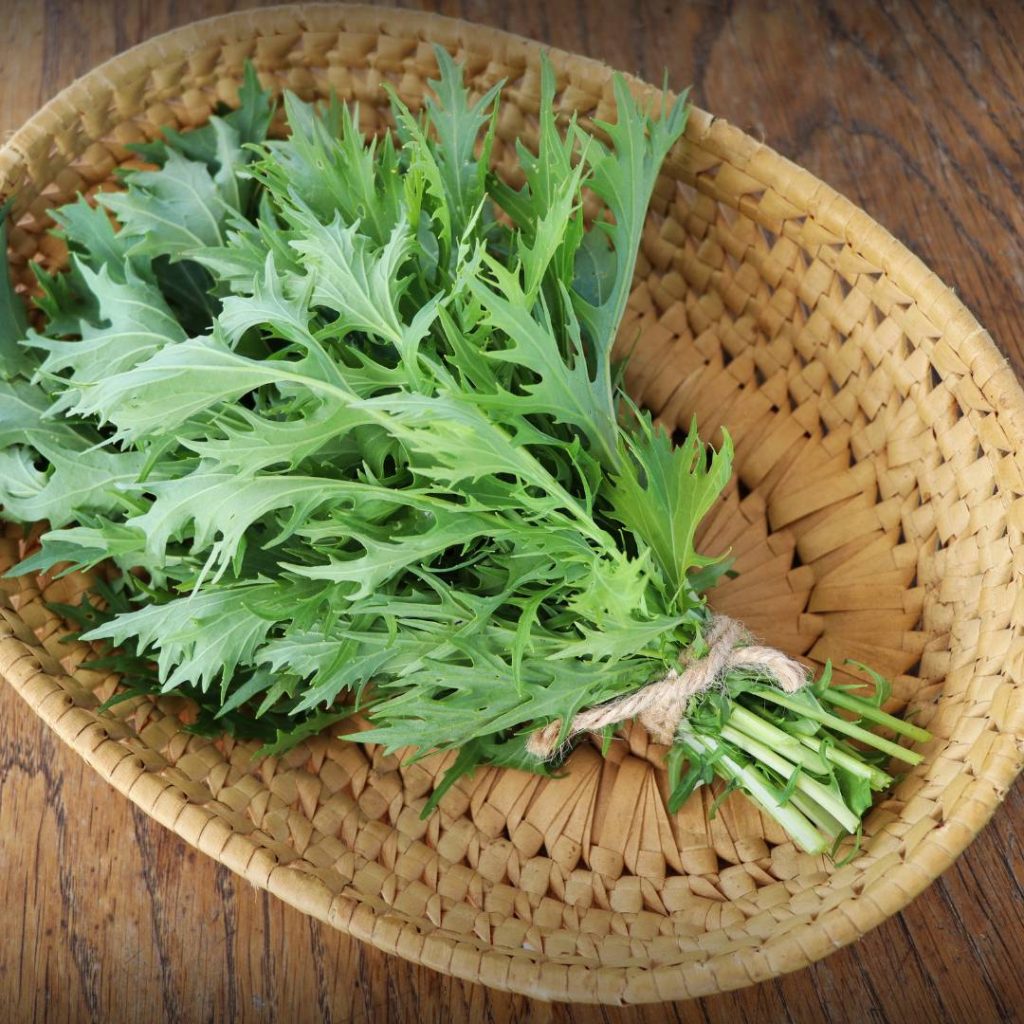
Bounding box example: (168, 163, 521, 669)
(0, 56, 929, 853)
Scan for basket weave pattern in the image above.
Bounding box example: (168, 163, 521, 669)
(1, 5, 1022, 1004)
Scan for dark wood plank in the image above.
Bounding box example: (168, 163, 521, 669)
(2, 2, 1023, 1021)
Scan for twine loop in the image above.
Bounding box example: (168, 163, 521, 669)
(526, 614, 809, 759)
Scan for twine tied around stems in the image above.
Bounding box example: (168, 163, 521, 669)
(526, 614, 809, 758)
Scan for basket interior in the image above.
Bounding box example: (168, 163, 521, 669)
(1, 8, 1020, 1003)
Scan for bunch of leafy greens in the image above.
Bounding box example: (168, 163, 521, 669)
(0, 56, 928, 853)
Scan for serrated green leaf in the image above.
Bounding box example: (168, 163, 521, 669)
(252, 91, 404, 248)
(463, 254, 620, 468)
(31, 261, 186, 408)
(122, 470, 429, 581)
(289, 507, 511, 599)
(50, 196, 140, 279)
(607, 417, 732, 593)
(99, 150, 229, 258)
(0, 205, 32, 380)
(0, 442, 146, 527)
(62, 332, 356, 441)
(0, 378, 90, 450)
(570, 79, 688, 359)
(421, 46, 502, 241)
(83, 581, 310, 692)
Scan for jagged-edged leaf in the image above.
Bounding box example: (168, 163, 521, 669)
(570, 79, 688, 359)
(463, 254, 620, 468)
(289, 507, 512, 599)
(31, 261, 186, 402)
(0, 442, 146, 527)
(121, 469, 434, 579)
(99, 150, 229, 258)
(183, 401, 363, 474)
(8, 522, 149, 578)
(0, 379, 89, 450)
(50, 196, 140, 279)
(607, 417, 733, 593)
(0, 205, 32, 380)
(420, 46, 502, 240)
(83, 581, 317, 692)
(252, 91, 404, 246)
(62, 333, 360, 440)
(285, 204, 411, 344)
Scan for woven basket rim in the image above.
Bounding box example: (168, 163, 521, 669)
(2, 3, 1022, 1003)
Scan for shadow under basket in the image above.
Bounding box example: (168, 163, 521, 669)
(2, 4, 1023, 1005)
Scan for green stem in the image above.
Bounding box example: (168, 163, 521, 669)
(728, 703, 831, 775)
(683, 732, 827, 855)
(718, 724, 860, 833)
(819, 688, 932, 744)
(790, 790, 847, 840)
(796, 734, 893, 790)
(750, 687, 924, 766)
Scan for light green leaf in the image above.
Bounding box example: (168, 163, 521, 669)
(253, 91, 404, 248)
(572, 228, 617, 306)
(218, 253, 317, 348)
(422, 46, 502, 239)
(571, 78, 688, 359)
(0, 379, 89, 450)
(387, 90, 454, 268)
(490, 55, 586, 296)
(0, 205, 32, 380)
(63, 333, 355, 441)
(33, 261, 186, 403)
(8, 522, 147, 578)
(607, 417, 733, 593)
(463, 254, 620, 468)
(0, 442, 147, 527)
(99, 150, 228, 258)
(290, 508, 509, 599)
(286, 206, 410, 345)
(50, 196, 140, 279)
(83, 581, 305, 692)
(183, 401, 363, 474)
(122, 470, 431, 579)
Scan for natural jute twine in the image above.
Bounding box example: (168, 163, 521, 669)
(526, 615, 809, 757)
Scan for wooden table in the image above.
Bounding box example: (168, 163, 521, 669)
(2, 2, 1023, 1021)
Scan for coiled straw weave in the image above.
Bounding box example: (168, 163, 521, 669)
(1, 5, 1022, 1004)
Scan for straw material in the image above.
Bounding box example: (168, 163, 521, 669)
(1, 5, 1022, 1004)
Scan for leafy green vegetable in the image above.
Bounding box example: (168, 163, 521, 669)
(0, 52, 928, 854)
(0, 203, 32, 380)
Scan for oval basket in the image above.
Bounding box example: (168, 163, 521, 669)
(2, 4, 1023, 1005)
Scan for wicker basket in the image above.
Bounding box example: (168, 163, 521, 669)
(2, 4, 1022, 1005)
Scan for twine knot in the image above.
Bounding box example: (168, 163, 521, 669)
(526, 614, 808, 759)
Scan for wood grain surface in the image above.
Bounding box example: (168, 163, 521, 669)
(1, 1, 1023, 1022)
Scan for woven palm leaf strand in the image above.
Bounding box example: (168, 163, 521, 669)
(0, 5, 1022, 1004)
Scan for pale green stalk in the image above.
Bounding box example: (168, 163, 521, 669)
(682, 731, 827, 855)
